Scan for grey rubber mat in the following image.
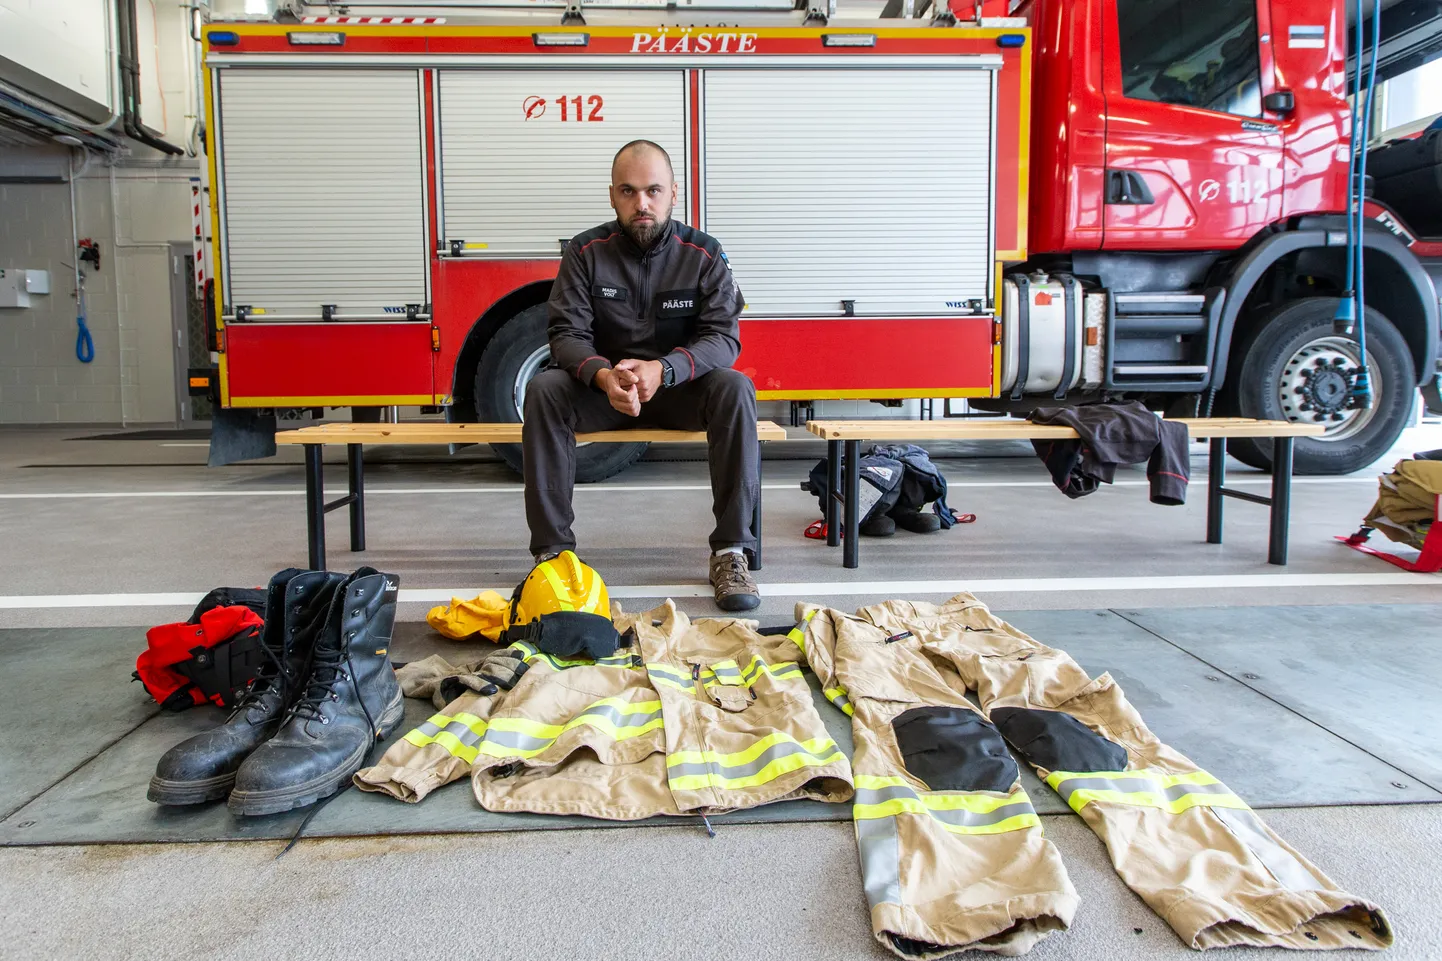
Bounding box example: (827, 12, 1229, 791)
(3, 606, 1437, 847)
(0, 628, 158, 821)
(1005, 610, 1442, 805)
(1115, 605, 1442, 795)
(0, 707, 311, 845)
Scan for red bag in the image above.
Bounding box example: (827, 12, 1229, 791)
(134, 605, 264, 711)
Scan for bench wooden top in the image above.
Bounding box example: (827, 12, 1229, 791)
(805, 417, 1325, 441)
(276, 420, 789, 445)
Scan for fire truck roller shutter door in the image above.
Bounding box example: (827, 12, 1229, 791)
(217, 69, 428, 316)
(437, 70, 688, 256)
(701, 66, 997, 316)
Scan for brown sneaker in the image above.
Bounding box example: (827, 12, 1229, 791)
(709, 551, 760, 612)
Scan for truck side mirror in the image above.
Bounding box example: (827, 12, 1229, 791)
(1263, 90, 1295, 114)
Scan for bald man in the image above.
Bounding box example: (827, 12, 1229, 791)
(523, 140, 760, 611)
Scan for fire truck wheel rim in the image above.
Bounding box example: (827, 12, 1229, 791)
(1276, 335, 1381, 442)
(511, 344, 553, 421)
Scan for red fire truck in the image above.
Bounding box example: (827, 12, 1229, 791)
(197, 0, 1442, 477)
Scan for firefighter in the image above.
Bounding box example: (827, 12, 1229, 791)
(523, 140, 760, 612)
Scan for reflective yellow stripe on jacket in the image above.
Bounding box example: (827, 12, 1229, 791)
(784, 610, 853, 715)
(402, 697, 663, 763)
(667, 732, 844, 791)
(404, 710, 490, 764)
(1045, 769, 1250, 815)
(852, 774, 1040, 835)
(786, 609, 819, 653)
(646, 656, 804, 695)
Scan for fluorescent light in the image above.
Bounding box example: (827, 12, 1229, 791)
(821, 33, 877, 47)
(533, 32, 590, 47)
(288, 31, 346, 46)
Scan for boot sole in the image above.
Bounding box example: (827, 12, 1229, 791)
(227, 691, 407, 817)
(147, 772, 236, 806)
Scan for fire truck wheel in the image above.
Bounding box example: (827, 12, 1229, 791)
(1224, 297, 1414, 475)
(474, 305, 650, 482)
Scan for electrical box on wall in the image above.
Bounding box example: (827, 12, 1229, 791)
(0, 269, 51, 308)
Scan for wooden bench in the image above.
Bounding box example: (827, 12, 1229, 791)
(805, 418, 1326, 569)
(275, 421, 789, 572)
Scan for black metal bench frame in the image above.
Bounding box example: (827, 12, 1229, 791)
(297, 440, 765, 573)
(821, 435, 1300, 569)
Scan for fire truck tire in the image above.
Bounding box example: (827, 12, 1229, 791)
(473, 305, 650, 482)
(1223, 298, 1414, 475)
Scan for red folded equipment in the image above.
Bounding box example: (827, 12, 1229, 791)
(134, 588, 267, 711)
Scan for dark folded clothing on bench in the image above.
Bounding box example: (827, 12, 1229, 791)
(1029, 401, 1191, 505)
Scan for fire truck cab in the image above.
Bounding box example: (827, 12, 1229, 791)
(199, 0, 1442, 477)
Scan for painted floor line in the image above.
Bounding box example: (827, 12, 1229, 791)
(0, 476, 1377, 500)
(0, 572, 1435, 609)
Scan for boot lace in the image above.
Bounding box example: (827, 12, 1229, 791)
(226, 639, 285, 720)
(287, 637, 378, 735)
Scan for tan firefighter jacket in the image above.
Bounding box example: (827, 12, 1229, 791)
(355, 600, 852, 817)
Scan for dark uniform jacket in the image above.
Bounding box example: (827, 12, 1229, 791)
(546, 218, 744, 387)
(1029, 400, 1191, 505)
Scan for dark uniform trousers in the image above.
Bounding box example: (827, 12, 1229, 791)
(522, 366, 758, 557)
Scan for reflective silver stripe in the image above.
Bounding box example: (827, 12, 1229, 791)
(1213, 807, 1323, 892)
(647, 666, 695, 693)
(414, 717, 485, 749)
(853, 786, 1036, 829)
(856, 816, 902, 908)
(667, 739, 838, 780)
(1051, 776, 1236, 805)
(711, 663, 743, 682)
(484, 704, 663, 752)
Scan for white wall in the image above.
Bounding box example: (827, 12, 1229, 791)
(1, 0, 198, 145)
(0, 0, 115, 116)
(134, 0, 199, 144)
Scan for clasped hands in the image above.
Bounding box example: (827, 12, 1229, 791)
(594, 359, 664, 416)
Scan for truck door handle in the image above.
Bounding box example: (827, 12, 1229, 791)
(1106, 169, 1155, 205)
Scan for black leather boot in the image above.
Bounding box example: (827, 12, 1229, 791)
(229, 568, 405, 816)
(149, 568, 346, 805)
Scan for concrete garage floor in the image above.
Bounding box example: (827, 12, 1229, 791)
(0, 421, 1440, 960)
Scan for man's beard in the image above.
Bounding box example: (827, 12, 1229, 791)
(623, 211, 668, 248)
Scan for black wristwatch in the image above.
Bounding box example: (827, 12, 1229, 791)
(659, 358, 676, 388)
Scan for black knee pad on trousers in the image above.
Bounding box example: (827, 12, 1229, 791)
(892, 707, 1019, 793)
(991, 707, 1129, 773)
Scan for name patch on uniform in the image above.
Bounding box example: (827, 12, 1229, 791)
(593, 284, 629, 302)
(657, 288, 701, 318)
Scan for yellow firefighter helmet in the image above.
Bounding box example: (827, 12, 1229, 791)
(512, 551, 611, 626)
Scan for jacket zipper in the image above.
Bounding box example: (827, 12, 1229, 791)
(638, 246, 653, 322)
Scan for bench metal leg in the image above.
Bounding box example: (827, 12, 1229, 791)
(305, 444, 326, 571)
(347, 443, 366, 553)
(826, 439, 841, 547)
(747, 438, 763, 572)
(1207, 437, 1225, 544)
(1269, 436, 1293, 566)
(843, 439, 860, 569)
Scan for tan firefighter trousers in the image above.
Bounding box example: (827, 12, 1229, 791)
(795, 594, 1391, 957)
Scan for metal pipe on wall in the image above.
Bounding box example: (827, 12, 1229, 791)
(79, 0, 125, 134)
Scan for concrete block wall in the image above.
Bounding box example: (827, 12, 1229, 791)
(0, 148, 198, 425)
